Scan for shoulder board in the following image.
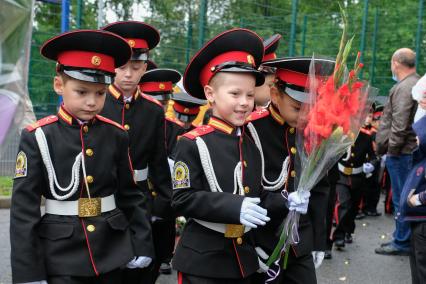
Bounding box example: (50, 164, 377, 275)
(96, 115, 125, 130)
(183, 125, 215, 140)
(141, 93, 163, 108)
(26, 115, 58, 132)
(246, 108, 270, 123)
(360, 128, 372, 136)
(166, 117, 185, 128)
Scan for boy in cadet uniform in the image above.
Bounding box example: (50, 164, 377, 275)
(360, 103, 383, 217)
(333, 109, 378, 249)
(139, 67, 182, 281)
(254, 34, 282, 109)
(99, 21, 172, 282)
(246, 57, 335, 284)
(10, 30, 154, 284)
(171, 28, 293, 283)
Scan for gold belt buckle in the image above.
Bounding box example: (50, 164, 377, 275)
(343, 167, 353, 175)
(224, 224, 244, 238)
(78, 198, 101, 217)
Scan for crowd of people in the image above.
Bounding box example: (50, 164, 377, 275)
(8, 20, 426, 284)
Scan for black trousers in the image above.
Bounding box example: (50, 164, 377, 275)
(325, 181, 337, 250)
(149, 218, 177, 283)
(121, 265, 154, 284)
(178, 272, 253, 284)
(251, 250, 316, 284)
(48, 269, 121, 284)
(122, 218, 176, 284)
(410, 222, 426, 284)
(333, 174, 364, 240)
(363, 170, 381, 213)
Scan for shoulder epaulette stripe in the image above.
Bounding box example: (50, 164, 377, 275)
(246, 109, 270, 122)
(26, 115, 58, 132)
(360, 128, 372, 135)
(96, 115, 125, 130)
(141, 93, 163, 108)
(183, 125, 214, 140)
(166, 117, 185, 127)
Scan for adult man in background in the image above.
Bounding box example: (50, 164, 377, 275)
(375, 48, 419, 255)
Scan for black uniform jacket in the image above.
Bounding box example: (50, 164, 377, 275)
(338, 126, 377, 184)
(247, 105, 329, 257)
(171, 116, 275, 279)
(10, 106, 153, 283)
(100, 84, 172, 218)
(165, 117, 186, 158)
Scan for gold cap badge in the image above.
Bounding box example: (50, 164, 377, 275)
(91, 55, 101, 66)
(247, 55, 254, 65)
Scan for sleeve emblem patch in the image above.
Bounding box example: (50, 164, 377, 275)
(14, 151, 28, 178)
(173, 161, 190, 189)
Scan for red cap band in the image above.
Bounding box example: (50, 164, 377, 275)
(57, 50, 115, 73)
(263, 52, 277, 62)
(173, 101, 200, 115)
(200, 51, 256, 87)
(126, 38, 149, 49)
(139, 81, 173, 92)
(373, 111, 382, 119)
(276, 69, 309, 88)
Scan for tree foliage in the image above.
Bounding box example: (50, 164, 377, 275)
(29, 0, 426, 116)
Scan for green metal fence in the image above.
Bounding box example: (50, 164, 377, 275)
(29, 0, 426, 119)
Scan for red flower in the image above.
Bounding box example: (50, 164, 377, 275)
(303, 70, 365, 153)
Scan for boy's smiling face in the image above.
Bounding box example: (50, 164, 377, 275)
(204, 72, 256, 127)
(54, 75, 107, 121)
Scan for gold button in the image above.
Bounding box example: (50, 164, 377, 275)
(351, 153, 355, 157)
(85, 148, 94, 157)
(125, 103, 130, 110)
(124, 124, 130, 130)
(243, 160, 248, 167)
(244, 186, 250, 194)
(350, 163, 354, 167)
(289, 127, 295, 134)
(87, 224, 95, 232)
(290, 147, 297, 155)
(291, 170, 296, 177)
(86, 175, 94, 184)
(151, 191, 157, 197)
(236, 237, 243, 245)
(83, 125, 89, 133)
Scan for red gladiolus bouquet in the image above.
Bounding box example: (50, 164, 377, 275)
(266, 7, 378, 276)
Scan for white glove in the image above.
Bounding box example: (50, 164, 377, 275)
(288, 191, 310, 214)
(19, 281, 48, 284)
(255, 246, 269, 273)
(240, 197, 270, 228)
(126, 256, 152, 269)
(363, 162, 375, 174)
(312, 251, 325, 269)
